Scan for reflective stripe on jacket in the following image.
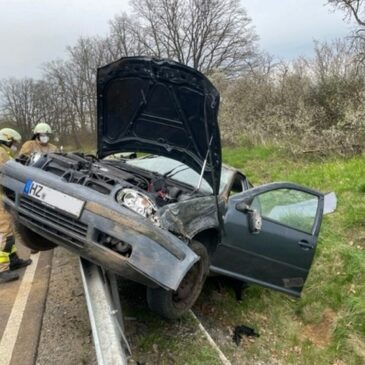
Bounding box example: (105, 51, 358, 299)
(0, 245, 17, 263)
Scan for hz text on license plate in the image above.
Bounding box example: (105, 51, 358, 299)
(24, 180, 85, 218)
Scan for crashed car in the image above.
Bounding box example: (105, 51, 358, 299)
(0, 57, 331, 319)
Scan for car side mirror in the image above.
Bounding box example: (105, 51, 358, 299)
(248, 210, 262, 234)
(236, 201, 262, 234)
(236, 201, 251, 213)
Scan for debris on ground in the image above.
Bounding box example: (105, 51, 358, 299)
(232, 325, 260, 345)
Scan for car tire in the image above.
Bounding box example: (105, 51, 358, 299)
(146, 240, 209, 319)
(15, 221, 57, 251)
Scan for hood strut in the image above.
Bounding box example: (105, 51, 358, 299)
(196, 136, 213, 192)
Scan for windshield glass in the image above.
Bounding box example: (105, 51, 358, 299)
(125, 155, 232, 194)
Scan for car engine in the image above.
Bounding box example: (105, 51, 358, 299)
(19, 153, 195, 224)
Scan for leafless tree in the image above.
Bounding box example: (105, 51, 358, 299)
(42, 37, 110, 146)
(110, 0, 258, 74)
(0, 78, 42, 137)
(328, 0, 365, 25)
(107, 13, 145, 59)
(327, 1, 365, 62)
(0, 77, 75, 143)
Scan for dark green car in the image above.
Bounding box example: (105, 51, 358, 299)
(0, 57, 335, 319)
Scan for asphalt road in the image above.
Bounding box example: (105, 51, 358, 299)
(0, 244, 231, 365)
(0, 244, 52, 365)
(0, 245, 96, 365)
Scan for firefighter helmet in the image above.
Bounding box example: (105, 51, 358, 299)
(33, 123, 52, 135)
(0, 128, 22, 144)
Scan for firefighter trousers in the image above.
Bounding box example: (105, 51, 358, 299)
(0, 203, 16, 272)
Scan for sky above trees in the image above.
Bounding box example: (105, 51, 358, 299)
(0, 0, 354, 79)
(244, 0, 353, 59)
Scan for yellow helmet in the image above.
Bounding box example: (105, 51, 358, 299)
(0, 128, 22, 144)
(33, 123, 52, 135)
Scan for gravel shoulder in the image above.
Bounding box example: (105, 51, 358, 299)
(36, 247, 96, 365)
(35, 248, 227, 365)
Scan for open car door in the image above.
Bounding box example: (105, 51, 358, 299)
(211, 182, 324, 296)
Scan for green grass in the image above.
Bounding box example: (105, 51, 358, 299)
(118, 281, 222, 364)
(114, 145, 364, 364)
(193, 146, 365, 365)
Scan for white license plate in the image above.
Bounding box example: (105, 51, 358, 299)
(24, 180, 85, 218)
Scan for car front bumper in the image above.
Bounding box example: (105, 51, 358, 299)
(1, 160, 199, 290)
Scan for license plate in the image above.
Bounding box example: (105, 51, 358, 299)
(23, 180, 85, 218)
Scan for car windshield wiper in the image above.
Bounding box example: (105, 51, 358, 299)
(165, 166, 190, 179)
(163, 164, 186, 177)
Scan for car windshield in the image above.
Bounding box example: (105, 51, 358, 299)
(125, 155, 231, 194)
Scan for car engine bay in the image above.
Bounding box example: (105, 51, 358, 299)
(19, 153, 203, 224)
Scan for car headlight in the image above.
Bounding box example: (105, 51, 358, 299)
(116, 188, 160, 225)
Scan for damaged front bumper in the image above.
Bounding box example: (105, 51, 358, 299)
(1, 160, 199, 291)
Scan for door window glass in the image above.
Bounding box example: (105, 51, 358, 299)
(251, 189, 318, 233)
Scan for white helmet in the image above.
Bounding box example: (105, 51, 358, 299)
(0, 128, 22, 144)
(33, 123, 52, 135)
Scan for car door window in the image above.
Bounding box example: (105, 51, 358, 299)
(251, 188, 319, 233)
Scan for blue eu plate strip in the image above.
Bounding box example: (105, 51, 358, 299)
(23, 179, 33, 194)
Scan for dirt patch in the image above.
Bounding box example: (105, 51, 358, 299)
(348, 227, 365, 250)
(300, 309, 336, 347)
(354, 235, 365, 250)
(347, 334, 365, 362)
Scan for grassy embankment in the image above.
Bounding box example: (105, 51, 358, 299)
(115, 145, 364, 364)
(194, 146, 365, 365)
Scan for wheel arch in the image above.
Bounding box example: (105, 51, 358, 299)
(192, 228, 220, 257)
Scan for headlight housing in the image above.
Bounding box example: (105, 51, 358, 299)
(116, 188, 160, 225)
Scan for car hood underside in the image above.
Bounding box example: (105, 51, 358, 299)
(97, 57, 222, 192)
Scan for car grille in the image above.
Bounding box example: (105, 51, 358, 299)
(19, 196, 88, 242)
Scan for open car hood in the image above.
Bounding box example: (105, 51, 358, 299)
(97, 57, 221, 193)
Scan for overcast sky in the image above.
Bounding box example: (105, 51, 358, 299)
(0, 0, 354, 79)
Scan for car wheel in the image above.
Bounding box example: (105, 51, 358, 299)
(146, 240, 209, 319)
(15, 221, 57, 251)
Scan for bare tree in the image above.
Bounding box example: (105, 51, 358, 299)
(41, 35, 120, 147)
(0, 2, 258, 146)
(107, 13, 145, 59)
(109, 0, 258, 74)
(327, 1, 365, 61)
(0, 78, 42, 137)
(0, 77, 75, 142)
(328, 0, 365, 25)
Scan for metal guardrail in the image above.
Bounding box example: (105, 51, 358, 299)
(79, 258, 131, 365)
(79, 258, 232, 365)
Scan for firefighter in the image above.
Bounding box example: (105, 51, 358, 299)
(19, 123, 58, 255)
(19, 122, 58, 156)
(0, 128, 32, 283)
